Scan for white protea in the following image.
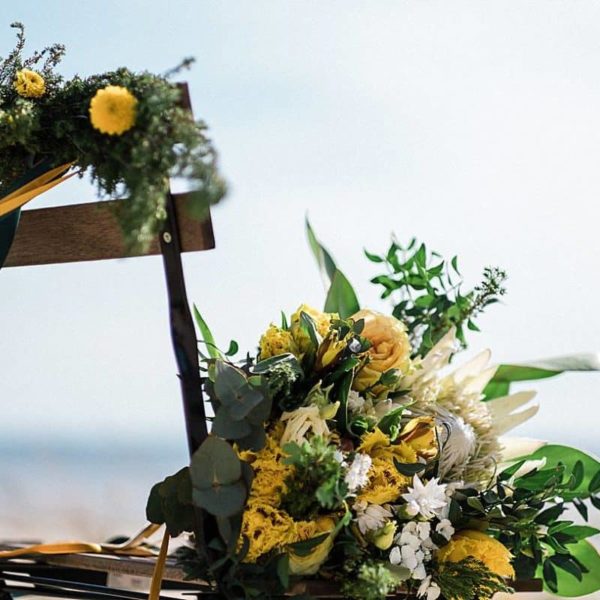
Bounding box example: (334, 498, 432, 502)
(401, 328, 539, 485)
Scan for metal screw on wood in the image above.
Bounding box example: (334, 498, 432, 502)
(163, 231, 172, 244)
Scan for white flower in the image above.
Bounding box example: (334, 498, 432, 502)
(280, 405, 331, 445)
(412, 562, 427, 580)
(333, 450, 346, 465)
(347, 390, 365, 413)
(418, 576, 441, 600)
(435, 519, 454, 541)
(354, 501, 393, 535)
(402, 476, 448, 520)
(345, 453, 372, 492)
(389, 545, 402, 565)
(415, 522, 431, 541)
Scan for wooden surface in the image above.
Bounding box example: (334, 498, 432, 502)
(4, 193, 215, 267)
(0, 545, 544, 596)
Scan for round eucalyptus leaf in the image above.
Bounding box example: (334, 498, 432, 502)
(190, 436, 242, 490)
(192, 481, 247, 517)
(212, 407, 252, 439)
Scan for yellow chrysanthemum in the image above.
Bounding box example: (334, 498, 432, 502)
(358, 456, 411, 505)
(14, 69, 45, 98)
(239, 502, 296, 562)
(89, 85, 137, 135)
(259, 324, 298, 359)
(436, 530, 515, 579)
(240, 433, 292, 505)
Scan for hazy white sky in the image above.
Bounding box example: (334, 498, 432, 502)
(1, 1, 599, 455)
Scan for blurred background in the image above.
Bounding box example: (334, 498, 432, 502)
(1, 0, 599, 561)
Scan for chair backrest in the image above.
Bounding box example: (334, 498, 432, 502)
(4, 82, 211, 458)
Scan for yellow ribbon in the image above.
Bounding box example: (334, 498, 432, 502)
(0, 161, 76, 218)
(0, 523, 173, 600)
(148, 529, 170, 600)
(0, 522, 162, 559)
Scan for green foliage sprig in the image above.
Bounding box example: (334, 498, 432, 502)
(0, 22, 226, 248)
(282, 436, 348, 520)
(434, 557, 513, 600)
(366, 238, 506, 356)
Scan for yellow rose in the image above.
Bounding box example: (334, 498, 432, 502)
(352, 309, 411, 396)
(14, 69, 45, 98)
(288, 516, 336, 575)
(290, 304, 337, 354)
(259, 324, 298, 359)
(436, 530, 515, 579)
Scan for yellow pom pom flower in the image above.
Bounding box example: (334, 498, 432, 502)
(436, 530, 515, 579)
(259, 324, 297, 359)
(89, 85, 138, 135)
(14, 69, 46, 98)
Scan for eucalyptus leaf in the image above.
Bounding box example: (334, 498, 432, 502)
(192, 481, 247, 518)
(190, 436, 242, 491)
(212, 407, 253, 440)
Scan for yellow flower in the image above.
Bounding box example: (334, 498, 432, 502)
(239, 502, 296, 562)
(315, 329, 347, 370)
(358, 456, 410, 505)
(398, 416, 438, 461)
(352, 309, 411, 396)
(288, 516, 337, 575)
(436, 530, 515, 579)
(290, 304, 337, 355)
(240, 433, 292, 505)
(371, 521, 397, 550)
(89, 85, 137, 135)
(259, 324, 297, 359)
(14, 69, 45, 98)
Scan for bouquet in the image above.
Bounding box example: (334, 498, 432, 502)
(0, 22, 225, 261)
(147, 224, 600, 600)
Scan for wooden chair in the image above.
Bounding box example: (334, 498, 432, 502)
(0, 84, 213, 599)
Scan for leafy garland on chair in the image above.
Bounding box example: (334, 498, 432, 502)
(0, 22, 226, 248)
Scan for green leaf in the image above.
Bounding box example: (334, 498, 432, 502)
(306, 217, 338, 287)
(537, 540, 600, 597)
(193, 305, 221, 359)
(377, 405, 408, 441)
(146, 468, 195, 536)
(192, 481, 247, 518)
(190, 436, 242, 490)
(324, 269, 360, 318)
(287, 533, 329, 557)
(484, 353, 600, 400)
(526, 445, 600, 501)
(393, 459, 426, 476)
(277, 554, 290, 590)
(212, 407, 253, 440)
(559, 525, 600, 541)
(214, 361, 265, 420)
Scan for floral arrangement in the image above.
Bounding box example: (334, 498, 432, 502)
(0, 22, 226, 251)
(147, 224, 600, 600)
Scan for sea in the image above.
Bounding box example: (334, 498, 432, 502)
(0, 436, 189, 542)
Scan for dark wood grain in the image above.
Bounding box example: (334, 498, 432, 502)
(3, 192, 214, 267)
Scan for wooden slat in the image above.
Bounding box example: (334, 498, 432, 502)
(0, 546, 545, 595)
(4, 193, 214, 267)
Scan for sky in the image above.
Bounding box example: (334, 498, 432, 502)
(1, 0, 600, 458)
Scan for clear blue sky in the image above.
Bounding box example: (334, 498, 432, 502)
(1, 1, 600, 455)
